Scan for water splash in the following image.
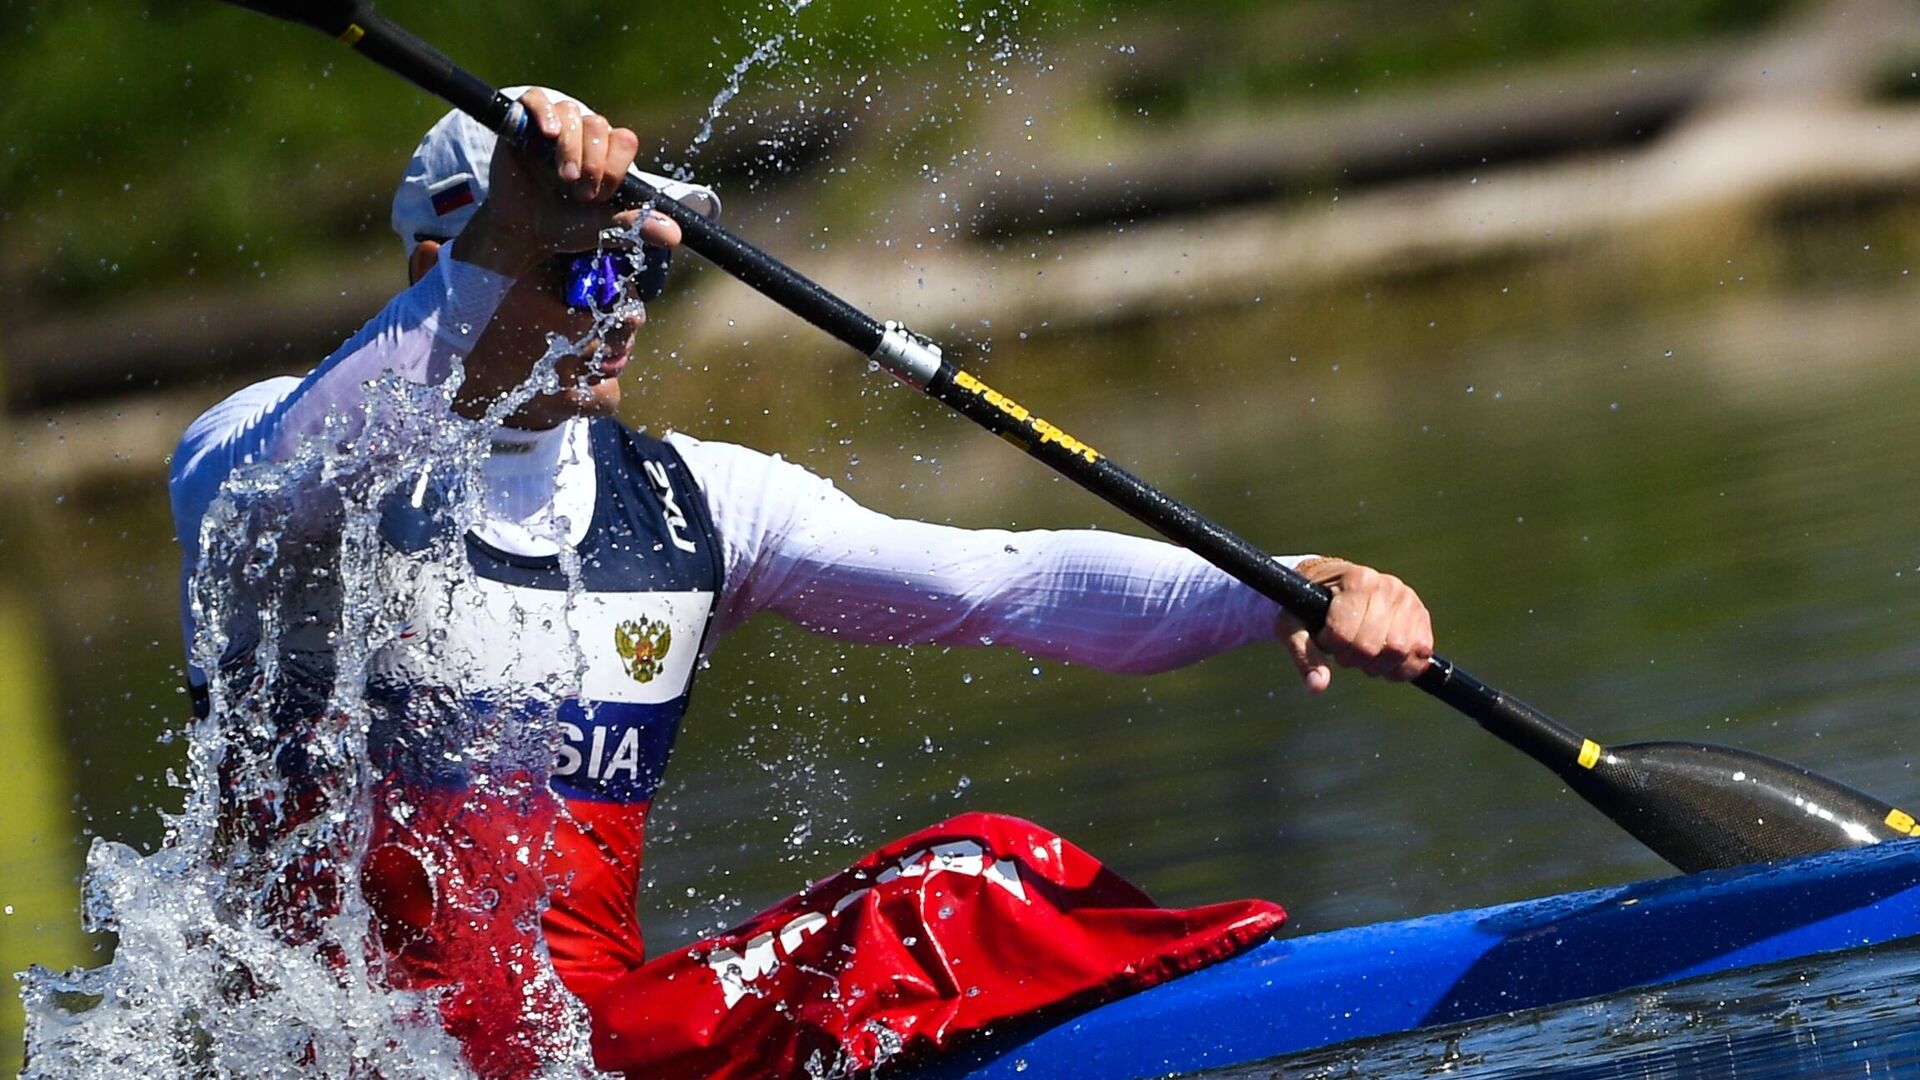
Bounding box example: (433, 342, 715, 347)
(18, 333, 617, 1078)
(689, 33, 795, 157)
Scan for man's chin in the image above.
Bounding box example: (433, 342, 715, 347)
(577, 375, 624, 416)
(558, 351, 627, 416)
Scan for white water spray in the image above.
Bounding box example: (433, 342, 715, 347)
(18, 335, 616, 1078)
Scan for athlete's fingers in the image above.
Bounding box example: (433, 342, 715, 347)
(1345, 574, 1432, 680)
(605, 209, 683, 249)
(550, 99, 586, 184)
(607, 138, 641, 204)
(521, 88, 561, 139)
(1313, 564, 1374, 663)
(1361, 592, 1408, 678)
(1350, 574, 1403, 676)
(1286, 625, 1333, 695)
(576, 113, 612, 199)
(1387, 593, 1435, 681)
(636, 209, 681, 248)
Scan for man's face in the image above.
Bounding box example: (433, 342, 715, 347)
(454, 254, 646, 429)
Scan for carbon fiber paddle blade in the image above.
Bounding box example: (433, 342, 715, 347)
(221, 0, 363, 36)
(1569, 741, 1916, 873)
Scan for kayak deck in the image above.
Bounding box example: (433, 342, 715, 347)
(921, 839, 1920, 1079)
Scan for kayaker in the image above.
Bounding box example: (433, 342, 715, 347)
(169, 88, 1436, 1079)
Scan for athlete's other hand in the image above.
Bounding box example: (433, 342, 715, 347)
(1278, 558, 1433, 694)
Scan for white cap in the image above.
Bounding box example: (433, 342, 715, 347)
(391, 85, 720, 258)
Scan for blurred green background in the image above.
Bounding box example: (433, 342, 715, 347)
(2, 0, 1784, 308)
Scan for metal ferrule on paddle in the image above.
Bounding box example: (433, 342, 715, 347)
(225, 0, 1918, 873)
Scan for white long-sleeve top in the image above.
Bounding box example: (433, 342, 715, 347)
(169, 248, 1296, 683)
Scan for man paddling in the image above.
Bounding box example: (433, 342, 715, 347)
(170, 88, 1435, 1078)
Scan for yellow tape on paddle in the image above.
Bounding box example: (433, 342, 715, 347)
(338, 23, 366, 46)
(1577, 739, 1602, 770)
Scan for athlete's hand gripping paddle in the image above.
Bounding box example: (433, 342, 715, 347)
(218, 0, 1920, 872)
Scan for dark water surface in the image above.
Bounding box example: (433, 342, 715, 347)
(7, 268, 1920, 1066)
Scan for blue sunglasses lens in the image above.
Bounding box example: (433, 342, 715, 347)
(562, 247, 672, 310)
(563, 252, 630, 310)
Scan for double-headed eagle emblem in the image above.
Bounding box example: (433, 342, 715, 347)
(614, 617, 672, 683)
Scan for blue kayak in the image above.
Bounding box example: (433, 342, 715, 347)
(915, 839, 1920, 1079)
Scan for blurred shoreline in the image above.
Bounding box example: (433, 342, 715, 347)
(7, 0, 1920, 489)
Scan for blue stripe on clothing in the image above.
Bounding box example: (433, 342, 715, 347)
(550, 698, 683, 804)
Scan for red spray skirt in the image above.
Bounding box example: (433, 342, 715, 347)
(580, 812, 1284, 1079)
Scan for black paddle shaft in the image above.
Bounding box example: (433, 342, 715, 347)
(221, 0, 1918, 871)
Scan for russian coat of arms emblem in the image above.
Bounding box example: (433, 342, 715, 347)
(614, 617, 672, 683)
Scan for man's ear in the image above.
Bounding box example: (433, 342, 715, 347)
(408, 239, 443, 285)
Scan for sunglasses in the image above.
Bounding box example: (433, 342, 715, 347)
(549, 245, 673, 311)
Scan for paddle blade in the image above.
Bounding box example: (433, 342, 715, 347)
(1568, 741, 1917, 873)
(221, 0, 364, 36)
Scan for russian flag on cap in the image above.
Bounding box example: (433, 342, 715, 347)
(429, 173, 476, 217)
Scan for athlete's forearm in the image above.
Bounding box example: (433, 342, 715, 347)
(773, 522, 1293, 673)
(262, 249, 511, 460)
(675, 435, 1293, 674)
(169, 249, 512, 543)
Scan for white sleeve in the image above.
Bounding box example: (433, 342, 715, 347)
(168, 249, 513, 549)
(668, 433, 1303, 675)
